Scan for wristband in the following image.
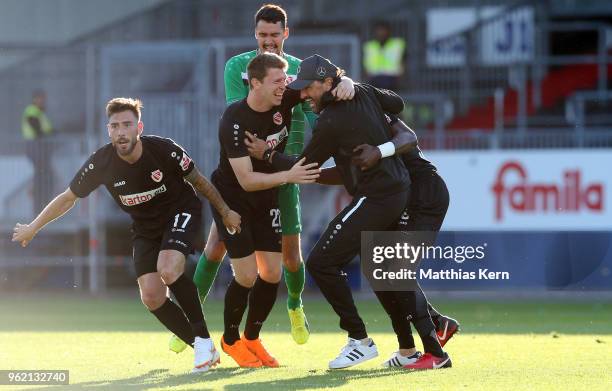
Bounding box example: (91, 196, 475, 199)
(377, 141, 396, 158)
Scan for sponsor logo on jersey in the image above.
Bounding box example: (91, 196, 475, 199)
(180, 152, 192, 171)
(151, 169, 163, 182)
(265, 126, 288, 150)
(119, 184, 167, 206)
(492, 161, 604, 221)
(113, 180, 126, 188)
(273, 112, 283, 125)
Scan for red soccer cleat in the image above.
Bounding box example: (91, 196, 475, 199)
(436, 315, 460, 347)
(403, 352, 452, 370)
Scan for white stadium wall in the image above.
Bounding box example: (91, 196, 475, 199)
(427, 149, 612, 231)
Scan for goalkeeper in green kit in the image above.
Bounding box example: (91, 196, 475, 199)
(169, 4, 355, 352)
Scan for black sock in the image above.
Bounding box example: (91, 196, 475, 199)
(167, 274, 210, 339)
(244, 277, 279, 340)
(151, 298, 195, 346)
(223, 278, 251, 345)
(414, 316, 444, 357)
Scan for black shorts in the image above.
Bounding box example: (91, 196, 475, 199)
(211, 177, 281, 259)
(395, 172, 449, 233)
(132, 208, 202, 278)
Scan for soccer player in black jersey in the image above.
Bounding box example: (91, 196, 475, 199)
(211, 53, 322, 368)
(244, 54, 452, 370)
(12, 98, 241, 373)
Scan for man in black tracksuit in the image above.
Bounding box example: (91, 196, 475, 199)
(245, 54, 450, 370)
(352, 113, 459, 368)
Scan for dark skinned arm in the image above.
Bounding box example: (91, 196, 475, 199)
(351, 117, 418, 171)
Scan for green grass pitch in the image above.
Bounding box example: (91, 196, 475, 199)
(1, 294, 610, 390)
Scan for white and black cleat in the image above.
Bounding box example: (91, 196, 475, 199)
(328, 338, 379, 369)
(382, 351, 422, 368)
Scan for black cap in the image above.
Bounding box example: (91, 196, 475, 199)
(287, 54, 339, 90)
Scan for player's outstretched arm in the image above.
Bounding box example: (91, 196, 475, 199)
(370, 85, 405, 114)
(184, 168, 241, 233)
(12, 188, 79, 247)
(244, 129, 335, 177)
(352, 116, 418, 171)
(228, 155, 319, 192)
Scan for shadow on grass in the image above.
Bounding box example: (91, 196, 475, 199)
(31, 367, 404, 390)
(223, 367, 405, 390)
(31, 367, 247, 390)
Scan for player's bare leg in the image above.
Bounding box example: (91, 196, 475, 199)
(282, 234, 310, 344)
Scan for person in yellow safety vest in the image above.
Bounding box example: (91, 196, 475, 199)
(22, 90, 54, 213)
(22, 91, 53, 140)
(363, 21, 406, 91)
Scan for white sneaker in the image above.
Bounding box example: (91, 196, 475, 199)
(192, 336, 221, 373)
(381, 351, 422, 368)
(328, 337, 379, 369)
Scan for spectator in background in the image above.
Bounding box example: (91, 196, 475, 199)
(21, 90, 54, 213)
(363, 21, 406, 91)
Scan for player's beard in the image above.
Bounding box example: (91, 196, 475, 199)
(113, 136, 138, 156)
(309, 97, 325, 114)
(312, 91, 335, 114)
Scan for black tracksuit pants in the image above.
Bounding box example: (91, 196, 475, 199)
(306, 190, 409, 340)
(376, 172, 450, 350)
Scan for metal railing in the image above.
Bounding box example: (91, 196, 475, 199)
(566, 90, 612, 146)
(416, 2, 612, 133)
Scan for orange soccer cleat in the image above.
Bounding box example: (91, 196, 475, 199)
(221, 336, 263, 368)
(242, 335, 280, 368)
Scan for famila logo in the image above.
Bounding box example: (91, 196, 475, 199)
(491, 161, 604, 221)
